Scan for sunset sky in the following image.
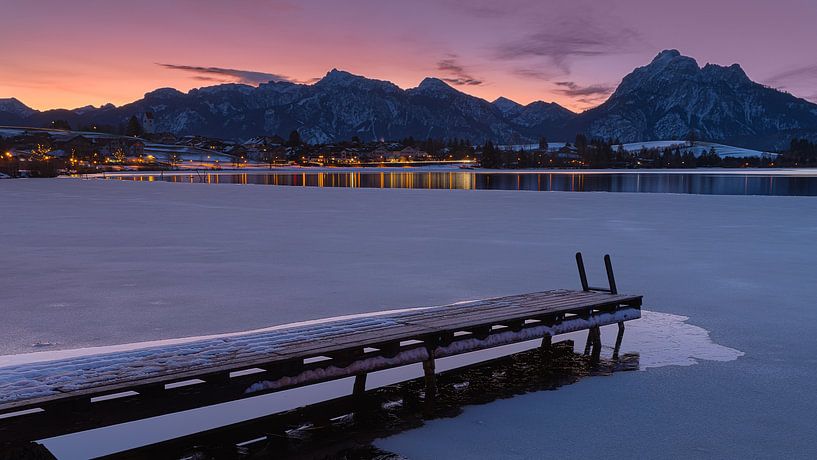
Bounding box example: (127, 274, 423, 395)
(3, 0, 816, 112)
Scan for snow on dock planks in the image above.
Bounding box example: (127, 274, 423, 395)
(0, 254, 640, 450)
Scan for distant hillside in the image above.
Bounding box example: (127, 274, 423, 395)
(3, 50, 817, 149)
(0, 71, 575, 145)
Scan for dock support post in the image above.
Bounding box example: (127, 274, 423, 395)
(584, 326, 602, 361)
(540, 334, 552, 349)
(613, 322, 625, 360)
(422, 349, 437, 398)
(590, 327, 602, 362)
(353, 373, 367, 397)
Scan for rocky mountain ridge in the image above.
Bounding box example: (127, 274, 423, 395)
(3, 50, 816, 149)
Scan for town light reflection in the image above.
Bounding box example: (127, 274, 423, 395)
(110, 171, 817, 196)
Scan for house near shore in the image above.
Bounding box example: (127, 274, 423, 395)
(359, 144, 429, 162)
(60, 135, 95, 157)
(58, 135, 140, 158)
(143, 132, 177, 144)
(399, 146, 428, 160)
(243, 136, 285, 159)
(223, 144, 247, 158)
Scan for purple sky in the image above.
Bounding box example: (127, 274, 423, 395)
(3, 0, 816, 111)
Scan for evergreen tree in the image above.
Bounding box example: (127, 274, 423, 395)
(481, 141, 500, 168)
(575, 134, 588, 155)
(125, 116, 143, 137)
(681, 151, 696, 168)
(288, 130, 302, 147)
(785, 138, 817, 165)
(49, 119, 71, 130)
(686, 129, 697, 147)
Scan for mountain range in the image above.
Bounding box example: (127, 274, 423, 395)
(2, 50, 816, 150)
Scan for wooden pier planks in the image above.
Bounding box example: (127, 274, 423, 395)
(0, 289, 641, 443)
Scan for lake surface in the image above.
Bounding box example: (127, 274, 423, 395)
(7, 179, 816, 458)
(111, 170, 817, 196)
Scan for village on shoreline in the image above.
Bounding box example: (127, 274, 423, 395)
(3, 121, 816, 179)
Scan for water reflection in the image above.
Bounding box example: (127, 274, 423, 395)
(89, 342, 637, 459)
(115, 171, 817, 196)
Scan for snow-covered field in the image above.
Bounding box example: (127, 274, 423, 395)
(1, 179, 816, 458)
(619, 140, 774, 158)
(497, 140, 773, 158)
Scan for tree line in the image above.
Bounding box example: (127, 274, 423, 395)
(781, 138, 817, 166)
(479, 134, 784, 169)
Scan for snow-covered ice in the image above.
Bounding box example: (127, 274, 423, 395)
(608, 310, 743, 369)
(2, 177, 797, 356)
(1, 178, 816, 458)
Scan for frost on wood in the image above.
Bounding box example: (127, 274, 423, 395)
(244, 348, 431, 394)
(436, 308, 640, 358)
(0, 314, 414, 404)
(243, 308, 641, 395)
(0, 296, 639, 406)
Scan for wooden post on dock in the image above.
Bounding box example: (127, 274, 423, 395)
(576, 252, 590, 292)
(613, 322, 625, 360)
(583, 329, 593, 355)
(576, 252, 621, 362)
(584, 326, 602, 358)
(590, 327, 602, 362)
(422, 349, 437, 398)
(353, 373, 367, 397)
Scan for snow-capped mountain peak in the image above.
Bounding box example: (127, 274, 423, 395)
(577, 49, 817, 148)
(0, 98, 35, 117)
(192, 83, 255, 95)
(492, 97, 524, 116)
(652, 49, 681, 62)
(2, 52, 817, 149)
(414, 77, 457, 95)
(316, 68, 359, 85)
(701, 62, 751, 85)
(72, 105, 97, 115)
(314, 69, 400, 93)
(144, 88, 185, 99)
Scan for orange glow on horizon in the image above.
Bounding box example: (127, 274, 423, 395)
(1, 66, 601, 114)
(3, 0, 817, 114)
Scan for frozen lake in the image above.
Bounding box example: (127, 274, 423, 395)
(109, 170, 817, 196)
(1, 178, 816, 458)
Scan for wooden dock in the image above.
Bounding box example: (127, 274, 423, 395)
(0, 253, 642, 452)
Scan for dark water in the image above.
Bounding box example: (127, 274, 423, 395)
(112, 342, 639, 459)
(113, 171, 817, 196)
